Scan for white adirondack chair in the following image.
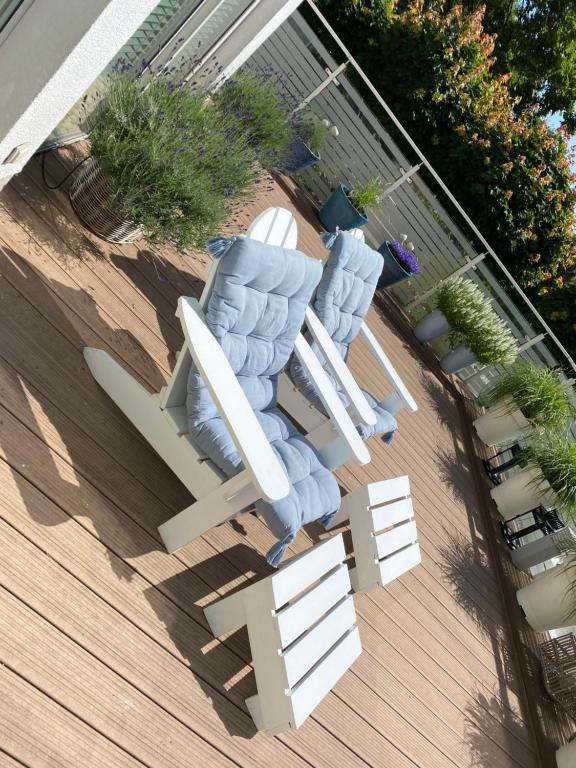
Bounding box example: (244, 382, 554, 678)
(327, 475, 421, 593)
(232, 206, 378, 471)
(262, 210, 417, 458)
(204, 533, 362, 735)
(83, 213, 373, 557)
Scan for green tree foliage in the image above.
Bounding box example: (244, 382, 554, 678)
(463, 0, 576, 130)
(318, 0, 576, 354)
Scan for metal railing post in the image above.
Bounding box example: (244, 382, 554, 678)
(384, 164, 422, 195)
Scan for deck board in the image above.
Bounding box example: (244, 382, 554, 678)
(0, 151, 567, 767)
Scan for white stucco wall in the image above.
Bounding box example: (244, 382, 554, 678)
(0, 0, 160, 187)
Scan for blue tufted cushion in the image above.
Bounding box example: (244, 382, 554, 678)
(289, 230, 397, 441)
(186, 236, 341, 566)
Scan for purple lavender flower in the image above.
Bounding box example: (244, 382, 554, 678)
(389, 241, 421, 274)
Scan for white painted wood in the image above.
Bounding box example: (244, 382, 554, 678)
(178, 296, 290, 503)
(275, 564, 350, 646)
(271, 533, 346, 607)
(304, 306, 377, 426)
(366, 475, 410, 507)
(374, 520, 418, 560)
(158, 471, 258, 553)
(358, 321, 418, 413)
(82, 348, 224, 498)
(371, 497, 414, 532)
(247, 206, 298, 248)
(283, 596, 356, 687)
(203, 534, 360, 734)
(368, 543, 422, 591)
(159, 346, 191, 410)
(293, 333, 370, 465)
(326, 476, 421, 593)
(289, 626, 362, 729)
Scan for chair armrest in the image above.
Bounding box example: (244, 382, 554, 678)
(178, 297, 290, 502)
(359, 321, 418, 414)
(304, 307, 377, 427)
(293, 334, 370, 466)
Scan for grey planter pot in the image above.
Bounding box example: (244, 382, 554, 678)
(439, 344, 477, 374)
(413, 310, 450, 342)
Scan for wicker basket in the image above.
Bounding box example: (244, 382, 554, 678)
(69, 157, 143, 244)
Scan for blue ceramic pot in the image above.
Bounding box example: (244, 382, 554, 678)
(319, 184, 368, 232)
(280, 138, 321, 175)
(377, 241, 412, 289)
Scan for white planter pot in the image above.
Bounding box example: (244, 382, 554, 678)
(556, 739, 576, 768)
(490, 463, 558, 520)
(473, 396, 532, 447)
(517, 564, 575, 632)
(413, 309, 450, 342)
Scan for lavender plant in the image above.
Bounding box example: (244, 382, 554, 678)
(88, 76, 259, 250)
(213, 72, 293, 168)
(388, 241, 421, 275)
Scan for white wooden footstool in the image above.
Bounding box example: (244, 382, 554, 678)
(204, 534, 361, 735)
(327, 476, 421, 593)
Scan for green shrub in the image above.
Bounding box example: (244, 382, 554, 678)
(484, 361, 576, 428)
(213, 72, 293, 168)
(292, 109, 330, 154)
(349, 177, 384, 211)
(524, 432, 576, 519)
(89, 77, 258, 250)
(436, 277, 518, 364)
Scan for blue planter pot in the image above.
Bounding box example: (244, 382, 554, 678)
(377, 242, 412, 289)
(280, 138, 321, 175)
(319, 184, 368, 232)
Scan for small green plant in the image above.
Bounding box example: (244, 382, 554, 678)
(213, 72, 293, 167)
(523, 432, 576, 519)
(89, 77, 258, 249)
(436, 277, 518, 365)
(292, 110, 330, 154)
(484, 361, 576, 428)
(348, 177, 384, 211)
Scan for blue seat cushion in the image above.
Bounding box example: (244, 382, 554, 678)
(289, 231, 397, 441)
(186, 236, 341, 566)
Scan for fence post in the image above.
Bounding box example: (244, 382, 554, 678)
(384, 165, 422, 195)
(292, 61, 349, 113)
(404, 253, 487, 311)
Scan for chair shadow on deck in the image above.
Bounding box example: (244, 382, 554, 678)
(144, 543, 275, 739)
(0, 243, 195, 578)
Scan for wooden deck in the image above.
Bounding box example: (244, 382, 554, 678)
(0, 148, 570, 768)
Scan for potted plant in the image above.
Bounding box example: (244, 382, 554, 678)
(474, 362, 576, 446)
(70, 75, 281, 247)
(413, 277, 517, 373)
(212, 71, 293, 170)
(516, 562, 575, 633)
(440, 310, 518, 373)
(280, 110, 333, 175)
(491, 432, 576, 520)
(517, 537, 576, 633)
(319, 177, 384, 232)
(414, 276, 484, 342)
(376, 240, 421, 289)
